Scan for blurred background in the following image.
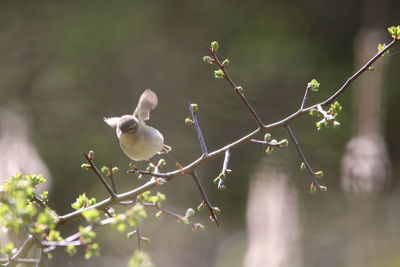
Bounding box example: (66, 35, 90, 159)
(0, 0, 399, 266)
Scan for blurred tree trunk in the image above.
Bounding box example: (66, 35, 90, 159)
(340, 0, 391, 266)
(244, 160, 301, 267)
(0, 106, 51, 247)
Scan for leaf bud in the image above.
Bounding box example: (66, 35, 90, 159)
(264, 133, 272, 142)
(314, 171, 324, 178)
(203, 56, 214, 64)
(214, 69, 225, 79)
(88, 150, 95, 159)
(222, 59, 230, 66)
(265, 147, 274, 155)
(210, 41, 219, 52)
(279, 139, 289, 148)
(300, 162, 306, 171)
(185, 117, 194, 125)
(212, 207, 221, 214)
(185, 208, 195, 218)
(191, 103, 199, 112)
(309, 183, 317, 195)
(81, 163, 91, 170)
(112, 167, 119, 173)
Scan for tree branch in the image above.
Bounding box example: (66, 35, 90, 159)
(189, 102, 208, 155)
(55, 37, 397, 229)
(83, 152, 117, 198)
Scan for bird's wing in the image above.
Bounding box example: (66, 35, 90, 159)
(133, 89, 158, 121)
(103, 117, 120, 128)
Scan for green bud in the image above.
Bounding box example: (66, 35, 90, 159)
(155, 211, 163, 219)
(185, 208, 195, 218)
(214, 69, 225, 79)
(197, 202, 205, 211)
(129, 162, 137, 170)
(320, 186, 328, 192)
(236, 86, 244, 92)
(203, 56, 214, 64)
(300, 162, 306, 171)
(88, 150, 95, 159)
(218, 184, 226, 190)
(101, 166, 110, 176)
(213, 177, 220, 184)
(388, 25, 400, 40)
(222, 59, 230, 66)
(226, 169, 232, 174)
(191, 103, 199, 112)
(157, 159, 166, 167)
(265, 147, 274, 155)
(309, 109, 320, 117)
(185, 117, 194, 125)
(314, 171, 324, 178)
(212, 207, 221, 214)
(66, 244, 77, 256)
(264, 133, 272, 142)
(179, 217, 190, 224)
(81, 163, 91, 171)
(368, 66, 375, 71)
(218, 173, 226, 180)
(309, 183, 317, 195)
(308, 79, 320, 92)
(211, 41, 219, 52)
(279, 139, 289, 148)
(112, 167, 119, 173)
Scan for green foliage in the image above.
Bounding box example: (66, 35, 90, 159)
(47, 230, 63, 241)
(388, 25, 400, 40)
(84, 243, 100, 260)
(308, 79, 320, 92)
(82, 208, 101, 223)
(0, 173, 49, 234)
(214, 69, 225, 79)
(66, 244, 77, 256)
(71, 193, 97, 210)
(313, 101, 342, 130)
(210, 41, 219, 52)
(0, 243, 15, 257)
(129, 250, 154, 267)
(377, 43, 390, 56)
(79, 226, 97, 243)
(137, 191, 166, 204)
(33, 208, 59, 234)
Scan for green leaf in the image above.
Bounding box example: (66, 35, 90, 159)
(84, 243, 100, 260)
(82, 208, 101, 223)
(71, 193, 96, 210)
(308, 79, 320, 92)
(129, 250, 154, 267)
(210, 41, 219, 52)
(214, 69, 225, 79)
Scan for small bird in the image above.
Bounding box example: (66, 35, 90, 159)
(104, 89, 171, 161)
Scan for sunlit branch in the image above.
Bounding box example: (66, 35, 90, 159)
(83, 152, 117, 198)
(189, 102, 208, 155)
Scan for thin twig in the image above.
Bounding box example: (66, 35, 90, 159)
(189, 102, 208, 155)
(83, 152, 117, 198)
(0, 258, 40, 264)
(31, 195, 50, 210)
(284, 125, 321, 188)
(6, 235, 36, 267)
(189, 171, 219, 226)
(208, 48, 264, 128)
(136, 227, 141, 251)
(108, 164, 117, 194)
(250, 139, 281, 146)
(300, 85, 311, 110)
(221, 149, 230, 175)
(141, 202, 204, 230)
